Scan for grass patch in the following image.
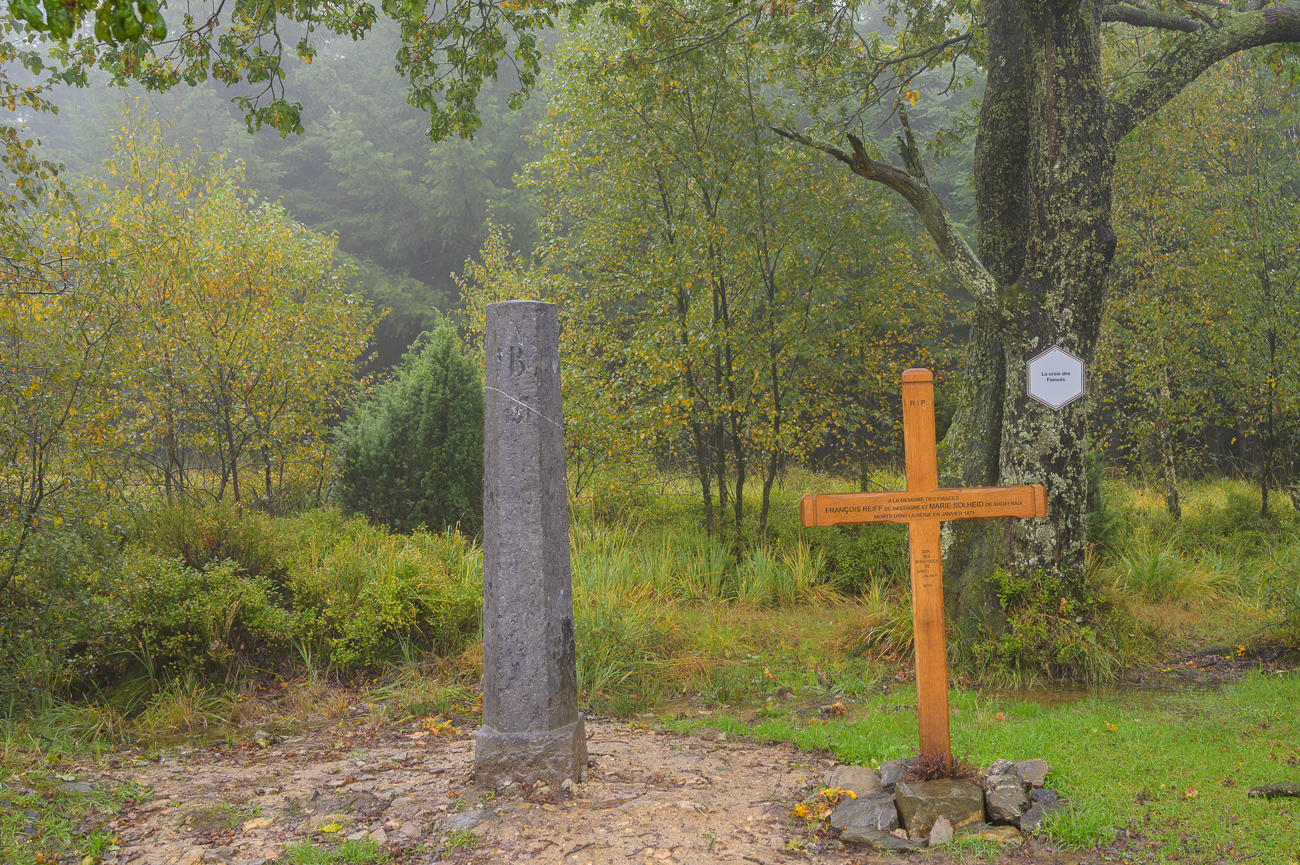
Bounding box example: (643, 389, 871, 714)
(284, 837, 390, 864)
(188, 802, 261, 832)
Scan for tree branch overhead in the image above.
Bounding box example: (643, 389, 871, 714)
(1108, 5, 1300, 143)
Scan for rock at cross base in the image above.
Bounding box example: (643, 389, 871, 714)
(1247, 781, 1300, 800)
(876, 758, 918, 792)
(894, 779, 984, 836)
(956, 823, 1025, 846)
(824, 765, 884, 798)
(1020, 788, 1066, 834)
(984, 768, 1030, 824)
(985, 758, 1015, 777)
(840, 826, 921, 851)
(928, 815, 954, 846)
(1014, 758, 1052, 788)
(829, 793, 898, 832)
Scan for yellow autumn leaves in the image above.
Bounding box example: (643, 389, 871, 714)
(2, 110, 376, 556)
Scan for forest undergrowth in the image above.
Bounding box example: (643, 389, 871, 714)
(0, 470, 1296, 746)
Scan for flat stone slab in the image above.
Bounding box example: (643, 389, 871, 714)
(956, 823, 1024, 846)
(895, 779, 984, 836)
(829, 793, 898, 832)
(1247, 781, 1300, 799)
(840, 826, 920, 851)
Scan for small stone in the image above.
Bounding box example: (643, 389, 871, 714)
(346, 830, 368, 841)
(1030, 787, 1061, 806)
(1020, 802, 1057, 834)
(1247, 781, 1300, 799)
(560, 778, 576, 792)
(178, 848, 206, 865)
(928, 815, 954, 847)
(824, 765, 884, 798)
(59, 781, 94, 793)
(985, 759, 1015, 777)
(368, 827, 388, 845)
(397, 822, 425, 840)
(242, 816, 274, 831)
(542, 803, 559, 812)
(1014, 759, 1052, 789)
(876, 758, 917, 792)
(535, 785, 551, 795)
(444, 810, 496, 831)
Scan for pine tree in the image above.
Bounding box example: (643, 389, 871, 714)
(337, 322, 483, 534)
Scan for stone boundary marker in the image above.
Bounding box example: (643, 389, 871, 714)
(474, 300, 586, 788)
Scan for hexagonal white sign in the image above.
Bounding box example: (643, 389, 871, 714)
(1026, 346, 1086, 410)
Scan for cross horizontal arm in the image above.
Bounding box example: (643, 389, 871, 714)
(800, 485, 1047, 527)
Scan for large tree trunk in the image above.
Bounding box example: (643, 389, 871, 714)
(940, 2, 1117, 634)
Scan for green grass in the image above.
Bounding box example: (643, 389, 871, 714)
(284, 837, 390, 864)
(680, 671, 1300, 863)
(0, 758, 151, 865)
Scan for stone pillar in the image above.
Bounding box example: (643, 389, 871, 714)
(474, 300, 586, 788)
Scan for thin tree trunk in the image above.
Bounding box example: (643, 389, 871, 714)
(1159, 365, 1181, 521)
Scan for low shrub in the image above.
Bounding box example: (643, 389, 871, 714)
(335, 322, 483, 535)
(105, 549, 298, 681)
(970, 567, 1150, 683)
(810, 524, 908, 596)
(278, 515, 482, 667)
(133, 502, 287, 585)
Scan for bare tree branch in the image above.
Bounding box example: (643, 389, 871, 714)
(1103, 2, 1204, 33)
(1108, 6, 1300, 144)
(773, 112, 1009, 332)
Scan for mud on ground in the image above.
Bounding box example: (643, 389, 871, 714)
(40, 714, 1122, 865)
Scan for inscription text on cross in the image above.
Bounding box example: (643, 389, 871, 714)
(800, 369, 1047, 767)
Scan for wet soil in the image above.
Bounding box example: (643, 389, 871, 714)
(54, 716, 1116, 865)
(35, 645, 1299, 865)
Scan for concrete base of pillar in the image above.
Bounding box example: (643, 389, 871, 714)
(473, 716, 586, 789)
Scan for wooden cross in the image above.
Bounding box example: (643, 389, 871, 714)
(800, 368, 1047, 766)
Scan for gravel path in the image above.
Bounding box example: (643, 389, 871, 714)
(76, 719, 855, 864)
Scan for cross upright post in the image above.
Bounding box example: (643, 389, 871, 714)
(801, 368, 1048, 768)
(900, 368, 950, 763)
